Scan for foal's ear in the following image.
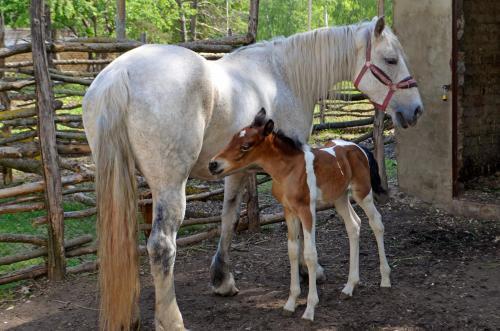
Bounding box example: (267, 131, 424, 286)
(252, 108, 267, 127)
(374, 16, 385, 38)
(263, 119, 274, 136)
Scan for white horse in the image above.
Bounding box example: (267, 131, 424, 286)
(83, 17, 422, 330)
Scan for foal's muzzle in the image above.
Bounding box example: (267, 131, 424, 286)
(208, 161, 223, 175)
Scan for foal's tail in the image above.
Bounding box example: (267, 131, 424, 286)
(360, 146, 389, 203)
(92, 69, 139, 330)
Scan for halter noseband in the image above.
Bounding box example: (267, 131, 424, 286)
(353, 34, 418, 112)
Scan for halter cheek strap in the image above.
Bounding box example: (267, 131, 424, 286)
(353, 35, 418, 112)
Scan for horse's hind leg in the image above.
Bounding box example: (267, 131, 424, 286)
(355, 190, 391, 287)
(211, 172, 247, 296)
(147, 183, 187, 331)
(334, 193, 360, 297)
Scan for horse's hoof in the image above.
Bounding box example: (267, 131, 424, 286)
(282, 308, 295, 317)
(212, 273, 239, 296)
(213, 284, 239, 297)
(316, 266, 326, 283)
(340, 291, 353, 300)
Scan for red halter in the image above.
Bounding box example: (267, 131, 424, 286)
(353, 35, 418, 112)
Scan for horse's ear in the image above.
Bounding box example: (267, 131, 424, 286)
(263, 119, 274, 136)
(374, 16, 385, 38)
(252, 108, 267, 127)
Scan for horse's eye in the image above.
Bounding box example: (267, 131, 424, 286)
(385, 58, 398, 65)
(241, 144, 251, 152)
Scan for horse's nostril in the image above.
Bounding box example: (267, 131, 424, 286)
(414, 105, 423, 118)
(208, 161, 218, 172)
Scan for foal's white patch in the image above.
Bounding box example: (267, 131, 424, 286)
(331, 139, 368, 161)
(302, 145, 317, 231)
(239, 130, 246, 137)
(320, 146, 336, 157)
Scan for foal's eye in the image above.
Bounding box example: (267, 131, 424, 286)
(385, 57, 398, 65)
(240, 144, 252, 152)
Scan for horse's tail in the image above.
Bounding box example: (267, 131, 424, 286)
(360, 146, 389, 203)
(93, 69, 139, 330)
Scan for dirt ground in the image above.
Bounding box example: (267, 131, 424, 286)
(1, 192, 499, 331)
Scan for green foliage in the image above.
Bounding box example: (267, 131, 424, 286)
(257, 0, 393, 40)
(1, 0, 30, 28)
(2, 1, 391, 43)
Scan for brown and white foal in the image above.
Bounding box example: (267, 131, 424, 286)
(209, 109, 391, 321)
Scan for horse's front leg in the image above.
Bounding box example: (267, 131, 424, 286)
(147, 184, 187, 331)
(210, 172, 247, 296)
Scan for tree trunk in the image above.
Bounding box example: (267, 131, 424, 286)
(247, 0, 259, 42)
(190, 0, 198, 41)
(115, 0, 126, 40)
(30, 0, 66, 280)
(176, 0, 188, 42)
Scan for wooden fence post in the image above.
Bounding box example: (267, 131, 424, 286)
(373, 0, 389, 192)
(30, 0, 66, 280)
(0, 13, 13, 185)
(246, 174, 260, 232)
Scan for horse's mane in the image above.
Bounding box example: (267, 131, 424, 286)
(229, 20, 402, 105)
(231, 23, 367, 102)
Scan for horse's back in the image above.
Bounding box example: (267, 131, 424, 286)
(83, 44, 214, 187)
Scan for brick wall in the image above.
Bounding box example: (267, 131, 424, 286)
(457, 0, 500, 181)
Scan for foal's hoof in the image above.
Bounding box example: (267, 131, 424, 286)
(340, 291, 353, 300)
(380, 279, 392, 288)
(301, 310, 315, 322)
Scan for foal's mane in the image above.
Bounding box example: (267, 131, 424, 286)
(272, 129, 304, 155)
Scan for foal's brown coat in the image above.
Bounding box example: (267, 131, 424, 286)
(210, 110, 391, 321)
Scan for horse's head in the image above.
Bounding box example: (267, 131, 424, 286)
(353, 17, 423, 128)
(209, 108, 273, 177)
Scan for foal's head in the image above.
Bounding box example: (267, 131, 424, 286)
(209, 108, 275, 176)
(353, 17, 423, 128)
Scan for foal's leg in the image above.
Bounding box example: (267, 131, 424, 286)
(147, 183, 187, 331)
(283, 209, 301, 315)
(355, 190, 391, 287)
(334, 193, 360, 297)
(210, 172, 247, 296)
(299, 228, 326, 282)
(297, 207, 319, 321)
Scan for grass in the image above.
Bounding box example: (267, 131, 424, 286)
(385, 159, 397, 181)
(0, 200, 96, 299)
